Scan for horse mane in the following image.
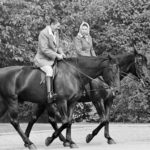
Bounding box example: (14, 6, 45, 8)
(116, 53, 135, 66)
(60, 55, 110, 69)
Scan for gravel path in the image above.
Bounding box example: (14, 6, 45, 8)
(0, 123, 150, 150)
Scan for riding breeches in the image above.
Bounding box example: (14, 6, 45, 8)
(40, 66, 53, 77)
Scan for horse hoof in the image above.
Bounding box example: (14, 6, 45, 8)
(24, 143, 28, 147)
(86, 134, 93, 143)
(45, 137, 53, 146)
(63, 141, 70, 147)
(29, 144, 37, 150)
(108, 139, 116, 144)
(70, 143, 78, 148)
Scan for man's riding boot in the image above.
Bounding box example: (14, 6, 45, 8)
(46, 76, 55, 104)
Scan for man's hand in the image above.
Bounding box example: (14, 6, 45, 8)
(61, 53, 66, 58)
(57, 54, 63, 60)
(57, 47, 66, 58)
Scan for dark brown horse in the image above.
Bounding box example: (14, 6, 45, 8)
(85, 49, 150, 144)
(24, 50, 150, 148)
(0, 55, 120, 149)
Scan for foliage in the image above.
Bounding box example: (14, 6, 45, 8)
(111, 75, 150, 123)
(1, 0, 150, 123)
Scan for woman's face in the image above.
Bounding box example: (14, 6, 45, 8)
(81, 25, 89, 36)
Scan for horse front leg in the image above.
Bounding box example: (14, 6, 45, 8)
(8, 98, 36, 150)
(47, 104, 66, 144)
(86, 99, 107, 143)
(48, 116, 66, 143)
(64, 101, 78, 148)
(45, 99, 69, 147)
(104, 103, 116, 144)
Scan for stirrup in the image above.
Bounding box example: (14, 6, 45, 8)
(47, 92, 57, 104)
(82, 90, 86, 96)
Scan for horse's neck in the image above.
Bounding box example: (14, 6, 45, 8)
(118, 54, 134, 79)
(76, 56, 106, 79)
(65, 56, 106, 81)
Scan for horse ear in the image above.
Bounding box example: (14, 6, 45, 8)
(108, 54, 114, 61)
(108, 54, 119, 65)
(108, 54, 111, 60)
(133, 45, 138, 55)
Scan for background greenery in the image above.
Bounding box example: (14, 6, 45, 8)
(0, 0, 150, 123)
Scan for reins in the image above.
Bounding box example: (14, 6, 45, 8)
(61, 59, 95, 81)
(61, 58, 112, 92)
(60, 59, 141, 93)
(120, 70, 140, 83)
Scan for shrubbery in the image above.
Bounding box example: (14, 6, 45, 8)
(0, 0, 150, 123)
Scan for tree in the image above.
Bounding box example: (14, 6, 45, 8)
(1, 0, 150, 123)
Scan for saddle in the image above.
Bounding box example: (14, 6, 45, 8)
(33, 59, 58, 85)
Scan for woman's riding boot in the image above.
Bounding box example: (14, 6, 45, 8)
(46, 76, 55, 104)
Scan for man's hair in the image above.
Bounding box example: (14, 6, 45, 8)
(50, 18, 59, 25)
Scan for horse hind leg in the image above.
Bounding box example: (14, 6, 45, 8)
(0, 95, 7, 118)
(25, 104, 45, 138)
(8, 97, 37, 150)
(64, 102, 78, 148)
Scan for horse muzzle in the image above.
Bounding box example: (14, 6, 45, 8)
(141, 78, 150, 88)
(112, 89, 120, 96)
(108, 87, 120, 97)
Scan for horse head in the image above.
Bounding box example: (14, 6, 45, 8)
(102, 54, 121, 96)
(132, 48, 150, 87)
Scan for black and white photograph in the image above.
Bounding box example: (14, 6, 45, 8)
(0, 0, 150, 150)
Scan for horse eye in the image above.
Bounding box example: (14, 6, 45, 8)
(136, 58, 143, 64)
(138, 60, 143, 65)
(139, 57, 143, 61)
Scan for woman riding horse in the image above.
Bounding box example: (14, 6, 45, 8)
(74, 21, 96, 57)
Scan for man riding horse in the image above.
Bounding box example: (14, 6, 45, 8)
(34, 18, 66, 104)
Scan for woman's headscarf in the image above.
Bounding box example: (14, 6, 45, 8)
(77, 21, 90, 41)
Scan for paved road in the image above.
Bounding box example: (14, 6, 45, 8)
(0, 123, 150, 150)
